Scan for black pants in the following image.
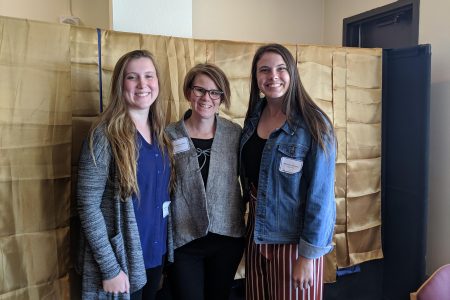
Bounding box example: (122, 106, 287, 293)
(169, 233, 245, 300)
(131, 265, 164, 300)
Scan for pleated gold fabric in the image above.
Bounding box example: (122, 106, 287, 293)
(0, 15, 383, 298)
(323, 47, 384, 282)
(0, 16, 71, 299)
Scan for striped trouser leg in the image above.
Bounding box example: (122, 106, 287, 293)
(245, 196, 269, 300)
(264, 244, 323, 300)
(245, 192, 324, 300)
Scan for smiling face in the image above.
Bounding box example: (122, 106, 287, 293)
(122, 57, 159, 113)
(256, 52, 290, 102)
(188, 73, 221, 121)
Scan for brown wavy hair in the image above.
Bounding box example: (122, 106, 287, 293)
(89, 49, 174, 200)
(246, 43, 335, 150)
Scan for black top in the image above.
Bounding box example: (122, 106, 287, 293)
(242, 130, 267, 188)
(191, 137, 214, 188)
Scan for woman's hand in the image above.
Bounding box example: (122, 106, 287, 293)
(292, 256, 314, 290)
(102, 270, 130, 294)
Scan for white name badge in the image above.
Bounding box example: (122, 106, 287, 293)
(279, 157, 303, 174)
(162, 201, 171, 218)
(172, 137, 190, 154)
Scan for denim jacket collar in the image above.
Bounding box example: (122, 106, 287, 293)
(247, 98, 304, 136)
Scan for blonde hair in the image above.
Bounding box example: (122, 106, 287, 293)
(89, 49, 174, 200)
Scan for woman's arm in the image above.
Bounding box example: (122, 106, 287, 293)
(77, 130, 123, 283)
(293, 133, 335, 288)
(299, 133, 336, 259)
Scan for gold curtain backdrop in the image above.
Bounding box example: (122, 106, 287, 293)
(0, 16, 71, 299)
(1, 15, 382, 298)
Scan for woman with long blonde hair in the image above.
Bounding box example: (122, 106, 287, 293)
(77, 49, 173, 299)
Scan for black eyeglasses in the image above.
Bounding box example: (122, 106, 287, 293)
(191, 86, 223, 100)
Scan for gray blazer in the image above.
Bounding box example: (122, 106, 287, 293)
(166, 112, 246, 249)
(77, 125, 173, 299)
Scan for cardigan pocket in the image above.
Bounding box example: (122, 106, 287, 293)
(110, 232, 128, 275)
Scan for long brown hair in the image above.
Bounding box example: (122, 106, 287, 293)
(247, 43, 334, 150)
(89, 49, 174, 200)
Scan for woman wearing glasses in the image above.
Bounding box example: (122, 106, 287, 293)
(165, 64, 245, 300)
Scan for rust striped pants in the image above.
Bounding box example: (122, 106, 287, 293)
(245, 192, 323, 300)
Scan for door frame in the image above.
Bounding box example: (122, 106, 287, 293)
(342, 0, 420, 47)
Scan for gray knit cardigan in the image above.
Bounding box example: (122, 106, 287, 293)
(76, 125, 174, 299)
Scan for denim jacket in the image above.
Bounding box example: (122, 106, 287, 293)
(240, 99, 336, 259)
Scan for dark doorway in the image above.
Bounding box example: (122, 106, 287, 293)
(380, 44, 430, 300)
(343, 0, 419, 48)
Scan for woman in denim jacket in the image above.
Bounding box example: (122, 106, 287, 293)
(240, 44, 336, 300)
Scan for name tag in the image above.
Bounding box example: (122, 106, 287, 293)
(279, 157, 303, 174)
(162, 201, 171, 218)
(172, 137, 190, 154)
